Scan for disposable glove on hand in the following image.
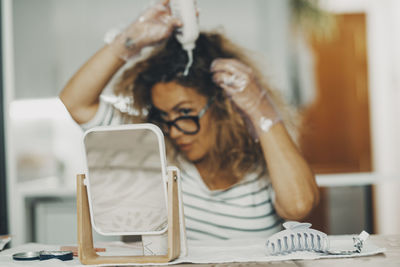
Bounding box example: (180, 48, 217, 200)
(109, 0, 181, 61)
(211, 58, 281, 134)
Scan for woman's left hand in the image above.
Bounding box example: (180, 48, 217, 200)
(211, 58, 280, 133)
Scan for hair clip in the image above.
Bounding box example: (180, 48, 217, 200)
(266, 221, 329, 255)
(265, 221, 369, 256)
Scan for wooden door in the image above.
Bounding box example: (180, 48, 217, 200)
(300, 13, 372, 232)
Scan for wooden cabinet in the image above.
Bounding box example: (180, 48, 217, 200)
(300, 14, 373, 233)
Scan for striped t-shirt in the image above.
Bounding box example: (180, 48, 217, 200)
(80, 96, 283, 240)
(176, 155, 282, 240)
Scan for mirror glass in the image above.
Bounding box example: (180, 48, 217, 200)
(83, 126, 168, 235)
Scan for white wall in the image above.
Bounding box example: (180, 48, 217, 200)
(367, 0, 400, 235)
(11, 0, 292, 99)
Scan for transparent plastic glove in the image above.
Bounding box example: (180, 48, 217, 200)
(109, 0, 181, 61)
(211, 58, 281, 134)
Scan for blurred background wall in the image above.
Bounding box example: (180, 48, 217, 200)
(1, 0, 399, 245)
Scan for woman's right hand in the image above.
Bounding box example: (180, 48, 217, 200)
(60, 0, 181, 124)
(111, 0, 181, 60)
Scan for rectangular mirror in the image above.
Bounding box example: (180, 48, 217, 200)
(83, 124, 169, 236)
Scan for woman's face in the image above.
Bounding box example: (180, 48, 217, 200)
(151, 81, 213, 162)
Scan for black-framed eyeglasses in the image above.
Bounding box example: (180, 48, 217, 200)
(149, 97, 214, 135)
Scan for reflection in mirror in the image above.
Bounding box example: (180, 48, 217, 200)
(84, 127, 168, 235)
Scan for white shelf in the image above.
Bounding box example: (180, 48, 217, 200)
(316, 172, 400, 187)
(17, 176, 76, 198)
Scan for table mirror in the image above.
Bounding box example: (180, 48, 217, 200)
(83, 124, 169, 236)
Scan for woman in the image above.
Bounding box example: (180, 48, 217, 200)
(60, 0, 319, 240)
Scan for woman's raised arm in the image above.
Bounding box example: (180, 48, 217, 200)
(59, 46, 125, 124)
(59, 0, 181, 124)
(211, 58, 319, 221)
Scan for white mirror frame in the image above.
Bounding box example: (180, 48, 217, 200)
(82, 123, 169, 236)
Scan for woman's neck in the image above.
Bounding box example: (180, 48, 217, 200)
(194, 160, 239, 191)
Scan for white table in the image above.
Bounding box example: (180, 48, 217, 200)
(0, 235, 397, 267)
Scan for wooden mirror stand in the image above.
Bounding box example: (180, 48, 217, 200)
(76, 169, 181, 265)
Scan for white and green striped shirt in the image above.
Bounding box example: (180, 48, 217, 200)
(176, 155, 282, 240)
(81, 96, 283, 240)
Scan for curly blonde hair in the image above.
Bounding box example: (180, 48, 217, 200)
(114, 31, 293, 180)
